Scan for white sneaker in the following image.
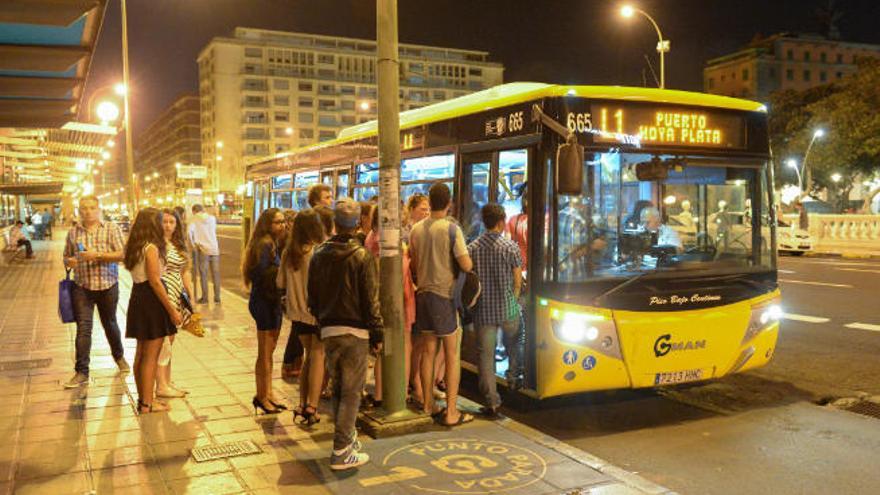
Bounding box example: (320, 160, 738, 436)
(330, 449, 369, 471)
(63, 372, 88, 389)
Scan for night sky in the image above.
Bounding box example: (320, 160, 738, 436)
(87, 0, 880, 135)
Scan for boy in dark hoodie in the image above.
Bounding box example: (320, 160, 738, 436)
(308, 196, 383, 470)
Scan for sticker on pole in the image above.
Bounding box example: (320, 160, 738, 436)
(378, 166, 401, 257)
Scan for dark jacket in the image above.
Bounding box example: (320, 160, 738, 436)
(308, 233, 384, 345)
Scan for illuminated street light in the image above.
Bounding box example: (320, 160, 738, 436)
(285, 127, 294, 135)
(216, 140, 224, 149)
(96, 101, 121, 122)
(107, 139, 115, 148)
(216, 155, 223, 161)
(152, 171, 159, 179)
(145, 176, 152, 183)
(114, 83, 127, 96)
(359, 101, 371, 111)
(786, 159, 803, 191)
(831, 173, 842, 183)
(101, 151, 111, 160)
(813, 129, 825, 139)
(75, 160, 87, 172)
(619, 5, 669, 88)
(802, 127, 827, 194)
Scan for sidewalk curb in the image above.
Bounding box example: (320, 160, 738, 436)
(492, 415, 676, 494)
(805, 251, 880, 260)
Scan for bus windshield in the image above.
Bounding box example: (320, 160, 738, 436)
(555, 151, 773, 282)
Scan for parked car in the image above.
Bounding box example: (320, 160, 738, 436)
(776, 218, 812, 255)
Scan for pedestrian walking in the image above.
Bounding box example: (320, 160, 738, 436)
(308, 197, 383, 470)
(468, 203, 523, 417)
(279, 209, 305, 380)
(278, 209, 326, 425)
(409, 182, 475, 426)
(124, 208, 182, 413)
(188, 204, 221, 304)
(155, 208, 195, 399)
(63, 195, 129, 388)
(31, 209, 43, 240)
(242, 208, 287, 414)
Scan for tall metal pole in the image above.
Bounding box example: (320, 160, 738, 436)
(120, 0, 136, 214)
(377, 0, 406, 416)
(801, 134, 819, 195)
(635, 8, 668, 89)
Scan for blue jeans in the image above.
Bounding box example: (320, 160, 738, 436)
(72, 283, 125, 376)
(195, 251, 221, 301)
(324, 334, 368, 451)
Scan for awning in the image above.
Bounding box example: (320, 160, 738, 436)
(0, 181, 64, 195)
(0, 0, 108, 128)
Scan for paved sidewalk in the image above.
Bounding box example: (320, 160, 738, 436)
(0, 233, 673, 495)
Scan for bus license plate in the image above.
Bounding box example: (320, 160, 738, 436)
(654, 369, 703, 385)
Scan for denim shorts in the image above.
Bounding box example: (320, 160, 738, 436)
(414, 292, 459, 336)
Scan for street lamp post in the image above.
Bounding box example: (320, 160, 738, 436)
(786, 159, 803, 191)
(801, 128, 825, 195)
(620, 5, 670, 89)
(120, 0, 136, 215)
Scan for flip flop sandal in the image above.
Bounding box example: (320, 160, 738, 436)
(437, 411, 474, 427)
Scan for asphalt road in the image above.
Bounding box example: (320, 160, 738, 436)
(216, 226, 880, 494)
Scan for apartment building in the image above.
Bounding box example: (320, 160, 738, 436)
(704, 33, 880, 102)
(134, 94, 201, 201)
(197, 27, 504, 194)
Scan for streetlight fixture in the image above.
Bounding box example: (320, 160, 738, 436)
(831, 173, 842, 183)
(107, 139, 115, 148)
(619, 4, 670, 89)
(285, 127, 294, 136)
(101, 150, 111, 160)
(96, 101, 121, 123)
(113, 83, 127, 96)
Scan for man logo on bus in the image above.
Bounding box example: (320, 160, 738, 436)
(654, 334, 707, 357)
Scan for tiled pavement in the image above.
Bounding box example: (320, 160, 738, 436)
(0, 232, 673, 495)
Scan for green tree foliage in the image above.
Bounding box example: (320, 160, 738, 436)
(768, 59, 880, 210)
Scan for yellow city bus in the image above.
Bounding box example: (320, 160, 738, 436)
(246, 82, 781, 399)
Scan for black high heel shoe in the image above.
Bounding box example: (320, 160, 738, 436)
(268, 399, 288, 411)
(252, 396, 281, 415)
(292, 405, 304, 421)
(300, 404, 321, 426)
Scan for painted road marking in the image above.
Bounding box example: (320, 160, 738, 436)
(786, 260, 880, 268)
(779, 279, 853, 288)
(844, 322, 880, 332)
(379, 438, 548, 494)
(778, 269, 796, 274)
(838, 268, 880, 274)
(782, 313, 831, 323)
(360, 467, 427, 487)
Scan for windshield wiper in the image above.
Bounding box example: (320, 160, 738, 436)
(592, 270, 655, 305)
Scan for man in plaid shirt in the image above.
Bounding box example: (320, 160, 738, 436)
(467, 203, 522, 417)
(62, 195, 129, 388)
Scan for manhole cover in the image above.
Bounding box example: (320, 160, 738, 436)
(191, 440, 262, 462)
(0, 358, 52, 371)
(845, 401, 880, 420)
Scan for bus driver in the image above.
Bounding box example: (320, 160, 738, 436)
(641, 207, 683, 252)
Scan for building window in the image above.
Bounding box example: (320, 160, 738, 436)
(274, 95, 289, 106)
(318, 84, 336, 95)
(274, 111, 290, 122)
(742, 69, 749, 81)
(341, 100, 355, 110)
(298, 97, 313, 108)
(319, 130, 336, 142)
(820, 71, 827, 82)
(299, 128, 314, 139)
(275, 144, 290, 153)
(720, 75, 726, 82)
(298, 112, 314, 123)
(708, 77, 714, 89)
(804, 51, 811, 62)
(318, 54, 335, 64)
(468, 68, 482, 77)
(273, 79, 289, 90)
(318, 115, 337, 126)
(803, 70, 811, 82)
(341, 115, 355, 125)
(340, 86, 355, 95)
(318, 99, 335, 110)
(820, 52, 827, 63)
(786, 49, 793, 60)
(433, 91, 445, 100)
(786, 69, 794, 81)
(245, 47, 262, 58)
(836, 53, 843, 63)
(275, 127, 290, 138)
(836, 71, 843, 79)
(298, 82, 313, 92)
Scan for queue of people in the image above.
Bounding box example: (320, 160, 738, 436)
(57, 181, 529, 472)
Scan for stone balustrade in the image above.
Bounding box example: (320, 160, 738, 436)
(782, 213, 880, 255)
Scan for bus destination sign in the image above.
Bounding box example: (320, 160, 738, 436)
(570, 103, 747, 149)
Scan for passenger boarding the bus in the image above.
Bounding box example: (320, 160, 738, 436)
(641, 207, 683, 252)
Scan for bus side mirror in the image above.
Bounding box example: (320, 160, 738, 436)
(557, 134, 583, 196)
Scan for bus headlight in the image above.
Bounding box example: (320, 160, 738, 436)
(549, 308, 623, 360)
(743, 298, 782, 344)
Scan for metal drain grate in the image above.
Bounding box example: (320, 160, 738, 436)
(0, 358, 52, 371)
(845, 401, 880, 420)
(191, 440, 262, 462)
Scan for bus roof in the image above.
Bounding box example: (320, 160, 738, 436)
(256, 82, 766, 165)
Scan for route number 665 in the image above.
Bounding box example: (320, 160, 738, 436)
(566, 112, 593, 133)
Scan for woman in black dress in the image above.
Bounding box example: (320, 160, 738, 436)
(124, 208, 182, 414)
(241, 208, 287, 414)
